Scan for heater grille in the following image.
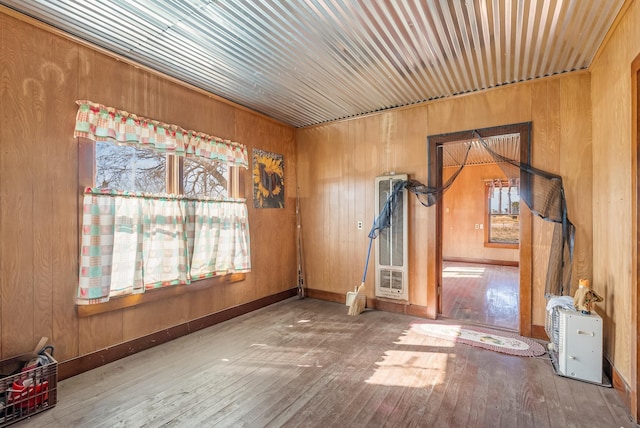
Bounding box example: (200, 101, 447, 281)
(374, 174, 408, 300)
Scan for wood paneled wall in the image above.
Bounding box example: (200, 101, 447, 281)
(0, 11, 296, 362)
(296, 72, 593, 333)
(442, 164, 518, 263)
(590, 0, 640, 399)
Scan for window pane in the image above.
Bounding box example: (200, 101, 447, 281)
(96, 142, 166, 193)
(183, 156, 228, 198)
(488, 184, 520, 244)
(489, 214, 520, 243)
(490, 186, 519, 214)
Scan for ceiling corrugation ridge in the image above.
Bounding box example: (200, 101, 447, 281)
(442, 134, 520, 168)
(0, 0, 626, 127)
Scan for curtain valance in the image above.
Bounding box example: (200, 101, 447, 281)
(73, 100, 248, 168)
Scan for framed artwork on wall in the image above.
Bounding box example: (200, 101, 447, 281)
(253, 149, 284, 208)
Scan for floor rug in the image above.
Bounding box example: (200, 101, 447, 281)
(410, 322, 546, 357)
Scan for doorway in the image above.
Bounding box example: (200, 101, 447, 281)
(440, 147, 520, 330)
(427, 123, 533, 335)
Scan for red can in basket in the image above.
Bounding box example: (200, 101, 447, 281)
(8, 378, 49, 409)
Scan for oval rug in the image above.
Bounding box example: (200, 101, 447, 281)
(411, 322, 546, 357)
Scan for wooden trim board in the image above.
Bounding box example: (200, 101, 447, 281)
(305, 289, 429, 318)
(605, 354, 632, 413)
(632, 50, 640, 423)
(530, 324, 548, 341)
(428, 122, 533, 337)
(443, 257, 519, 267)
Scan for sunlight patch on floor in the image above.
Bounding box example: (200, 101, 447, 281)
(442, 266, 485, 278)
(395, 327, 458, 348)
(365, 351, 448, 387)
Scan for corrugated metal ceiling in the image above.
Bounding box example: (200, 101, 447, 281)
(442, 133, 519, 167)
(1, 0, 625, 128)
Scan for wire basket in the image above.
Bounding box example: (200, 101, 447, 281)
(0, 350, 57, 427)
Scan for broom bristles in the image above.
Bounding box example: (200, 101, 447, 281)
(348, 283, 366, 316)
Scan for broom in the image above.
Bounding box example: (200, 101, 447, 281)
(348, 234, 373, 316)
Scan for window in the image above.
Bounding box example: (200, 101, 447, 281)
(182, 156, 228, 198)
(96, 141, 232, 197)
(486, 179, 520, 246)
(74, 100, 250, 315)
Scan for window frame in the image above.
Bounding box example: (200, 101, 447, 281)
(77, 138, 245, 317)
(484, 180, 520, 249)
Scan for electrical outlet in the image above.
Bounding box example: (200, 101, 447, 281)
(474, 224, 480, 229)
(357, 221, 363, 230)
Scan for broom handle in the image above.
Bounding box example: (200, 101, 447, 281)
(361, 235, 374, 284)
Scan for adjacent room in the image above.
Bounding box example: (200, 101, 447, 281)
(1, 0, 640, 426)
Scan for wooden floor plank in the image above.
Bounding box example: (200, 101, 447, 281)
(13, 298, 634, 428)
(442, 261, 519, 331)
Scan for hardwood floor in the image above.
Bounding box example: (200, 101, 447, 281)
(16, 298, 634, 427)
(441, 261, 519, 331)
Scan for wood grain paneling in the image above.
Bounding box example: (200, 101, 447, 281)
(530, 79, 559, 327)
(389, 105, 430, 306)
(633, 49, 640, 425)
(591, 0, 640, 397)
(442, 164, 519, 263)
(0, 11, 296, 365)
(78, 311, 124, 355)
(2, 14, 36, 357)
(559, 73, 593, 292)
(297, 76, 591, 336)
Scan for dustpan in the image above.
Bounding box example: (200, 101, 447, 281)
(345, 290, 357, 306)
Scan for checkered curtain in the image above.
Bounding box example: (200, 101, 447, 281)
(188, 200, 251, 280)
(77, 189, 251, 304)
(77, 194, 116, 304)
(74, 100, 249, 168)
(141, 198, 190, 289)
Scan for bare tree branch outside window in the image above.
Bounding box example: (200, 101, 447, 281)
(183, 156, 227, 198)
(95, 141, 228, 198)
(96, 142, 166, 193)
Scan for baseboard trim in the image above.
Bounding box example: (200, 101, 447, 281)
(305, 288, 430, 318)
(59, 288, 298, 380)
(305, 288, 345, 304)
(604, 355, 632, 412)
(531, 324, 548, 341)
(444, 257, 519, 267)
(372, 298, 430, 317)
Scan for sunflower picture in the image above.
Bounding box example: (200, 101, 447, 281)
(253, 149, 284, 208)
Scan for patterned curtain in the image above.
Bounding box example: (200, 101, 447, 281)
(77, 189, 251, 305)
(73, 100, 249, 168)
(188, 200, 251, 280)
(78, 194, 116, 304)
(141, 197, 190, 289)
(110, 197, 144, 296)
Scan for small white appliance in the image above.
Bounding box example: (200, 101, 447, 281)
(547, 307, 603, 384)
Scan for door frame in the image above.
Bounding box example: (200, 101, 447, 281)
(426, 122, 533, 336)
(631, 52, 640, 423)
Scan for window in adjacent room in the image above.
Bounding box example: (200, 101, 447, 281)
(486, 179, 520, 247)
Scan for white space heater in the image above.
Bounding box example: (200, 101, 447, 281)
(546, 308, 603, 384)
(374, 173, 409, 301)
